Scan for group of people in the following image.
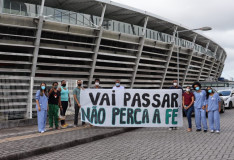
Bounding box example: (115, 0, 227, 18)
(172, 80, 221, 133)
(35, 79, 221, 134)
(35, 79, 124, 133)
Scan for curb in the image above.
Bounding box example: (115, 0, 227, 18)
(0, 127, 138, 160)
(0, 115, 74, 129)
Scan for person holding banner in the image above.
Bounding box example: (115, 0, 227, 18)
(113, 80, 124, 89)
(169, 80, 183, 130)
(182, 86, 194, 132)
(91, 79, 103, 89)
(206, 87, 221, 133)
(59, 80, 71, 128)
(192, 82, 208, 132)
(35, 82, 48, 133)
(73, 80, 85, 127)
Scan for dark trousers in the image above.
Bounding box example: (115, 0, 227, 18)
(61, 101, 68, 125)
(74, 104, 85, 126)
(184, 105, 194, 128)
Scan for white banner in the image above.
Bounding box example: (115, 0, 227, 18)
(80, 89, 183, 127)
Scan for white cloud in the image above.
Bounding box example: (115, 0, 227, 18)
(113, 0, 234, 79)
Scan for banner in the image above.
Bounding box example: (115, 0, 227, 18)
(80, 89, 183, 127)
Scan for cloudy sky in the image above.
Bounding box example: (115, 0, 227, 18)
(113, 0, 234, 80)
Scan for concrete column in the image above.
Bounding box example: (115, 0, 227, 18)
(207, 57, 216, 80)
(214, 46, 219, 57)
(26, 0, 45, 119)
(197, 55, 207, 82)
(88, 4, 106, 88)
(130, 16, 148, 89)
(197, 41, 210, 82)
(214, 50, 223, 80)
(0, 0, 3, 13)
(215, 61, 221, 80)
(206, 44, 218, 80)
(219, 50, 223, 60)
(205, 40, 210, 52)
(218, 64, 224, 78)
(222, 54, 226, 62)
(182, 34, 197, 87)
(215, 50, 224, 79)
(160, 26, 178, 89)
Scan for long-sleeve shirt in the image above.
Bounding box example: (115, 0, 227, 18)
(207, 93, 221, 111)
(193, 90, 206, 109)
(36, 90, 48, 110)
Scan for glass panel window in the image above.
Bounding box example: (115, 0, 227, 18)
(69, 12, 77, 24)
(77, 13, 83, 25)
(54, 9, 62, 22)
(62, 10, 70, 24)
(45, 7, 54, 21)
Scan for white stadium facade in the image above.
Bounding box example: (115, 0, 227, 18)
(0, 0, 227, 119)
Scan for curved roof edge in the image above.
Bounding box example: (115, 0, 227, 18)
(11, 0, 226, 57)
(99, 0, 226, 56)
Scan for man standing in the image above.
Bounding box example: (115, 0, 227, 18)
(73, 80, 85, 127)
(91, 79, 103, 89)
(113, 80, 125, 89)
(170, 80, 183, 90)
(169, 80, 183, 130)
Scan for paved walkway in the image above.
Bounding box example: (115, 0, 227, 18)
(24, 109, 234, 160)
(0, 119, 135, 160)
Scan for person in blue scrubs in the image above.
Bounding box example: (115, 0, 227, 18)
(206, 87, 221, 133)
(192, 82, 208, 132)
(36, 82, 48, 133)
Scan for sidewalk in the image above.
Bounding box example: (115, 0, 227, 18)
(0, 120, 136, 160)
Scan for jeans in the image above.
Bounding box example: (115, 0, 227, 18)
(184, 105, 194, 128)
(61, 101, 68, 125)
(74, 104, 85, 126)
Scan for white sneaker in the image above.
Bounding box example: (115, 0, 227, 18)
(210, 130, 214, 133)
(40, 131, 44, 133)
(216, 130, 220, 134)
(169, 128, 173, 131)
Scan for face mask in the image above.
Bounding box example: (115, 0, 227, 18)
(78, 84, 82, 87)
(116, 83, 120, 87)
(62, 84, 66, 87)
(208, 89, 212, 93)
(54, 86, 58, 89)
(186, 88, 190, 92)
(173, 83, 177, 86)
(195, 87, 200, 91)
(95, 82, 99, 86)
(41, 86, 45, 90)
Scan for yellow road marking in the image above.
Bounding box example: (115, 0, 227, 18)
(0, 126, 90, 144)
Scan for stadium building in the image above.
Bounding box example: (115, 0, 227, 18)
(0, 0, 227, 119)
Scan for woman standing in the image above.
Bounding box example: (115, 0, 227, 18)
(206, 87, 221, 133)
(36, 82, 48, 133)
(58, 80, 71, 128)
(192, 82, 208, 132)
(182, 86, 194, 132)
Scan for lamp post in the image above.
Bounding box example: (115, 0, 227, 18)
(176, 26, 212, 86)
